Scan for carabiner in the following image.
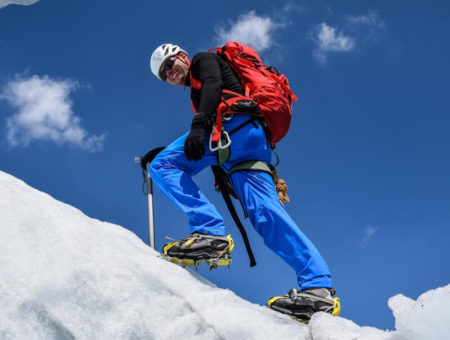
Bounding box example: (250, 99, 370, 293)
(209, 129, 232, 152)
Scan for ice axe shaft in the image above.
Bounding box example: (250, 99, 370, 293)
(145, 165, 155, 249)
(134, 156, 155, 249)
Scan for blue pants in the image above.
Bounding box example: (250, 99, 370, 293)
(149, 114, 332, 289)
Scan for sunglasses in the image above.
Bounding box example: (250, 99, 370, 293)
(159, 56, 177, 81)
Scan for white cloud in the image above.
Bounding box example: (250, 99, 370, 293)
(1, 75, 105, 152)
(347, 10, 385, 28)
(359, 226, 378, 247)
(281, 1, 305, 14)
(215, 11, 279, 53)
(0, 0, 39, 9)
(346, 10, 385, 42)
(312, 23, 355, 65)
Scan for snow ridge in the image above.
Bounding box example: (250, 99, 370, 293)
(0, 170, 448, 340)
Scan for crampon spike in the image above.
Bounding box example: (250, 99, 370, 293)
(161, 253, 231, 270)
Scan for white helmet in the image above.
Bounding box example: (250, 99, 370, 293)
(150, 43, 188, 80)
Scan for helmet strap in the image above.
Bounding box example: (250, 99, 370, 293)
(177, 53, 191, 68)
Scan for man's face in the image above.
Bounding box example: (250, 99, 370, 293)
(160, 56, 189, 86)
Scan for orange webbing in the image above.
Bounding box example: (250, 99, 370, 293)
(211, 94, 255, 143)
(190, 73, 202, 90)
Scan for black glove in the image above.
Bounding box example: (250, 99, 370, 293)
(140, 146, 166, 170)
(184, 115, 208, 161)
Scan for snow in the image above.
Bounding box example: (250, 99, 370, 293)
(0, 169, 449, 340)
(0, 0, 39, 10)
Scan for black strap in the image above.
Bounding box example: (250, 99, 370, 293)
(228, 116, 259, 136)
(227, 115, 273, 147)
(211, 165, 256, 267)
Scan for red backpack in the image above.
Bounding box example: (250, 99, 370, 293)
(209, 41, 298, 147)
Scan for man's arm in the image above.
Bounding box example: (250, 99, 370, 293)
(185, 53, 223, 161)
(191, 52, 223, 127)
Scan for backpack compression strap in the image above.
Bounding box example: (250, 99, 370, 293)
(209, 45, 298, 102)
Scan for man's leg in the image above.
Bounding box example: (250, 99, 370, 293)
(229, 170, 333, 289)
(148, 132, 225, 236)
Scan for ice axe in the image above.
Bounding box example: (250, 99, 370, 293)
(135, 146, 165, 249)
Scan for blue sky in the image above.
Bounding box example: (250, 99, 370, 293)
(1, 0, 449, 330)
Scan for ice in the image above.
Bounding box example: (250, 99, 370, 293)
(308, 313, 392, 340)
(0, 169, 449, 339)
(0, 0, 39, 9)
(0, 170, 307, 339)
(306, 284, 450, 340)
(388, 285, 450, 340)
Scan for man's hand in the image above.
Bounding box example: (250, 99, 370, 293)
(184, 126, 206, 161)
(184, 115, 208, 161)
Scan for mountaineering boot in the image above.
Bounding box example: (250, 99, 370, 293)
(162, 232, 234, 270)
(267, 287, 341, 322)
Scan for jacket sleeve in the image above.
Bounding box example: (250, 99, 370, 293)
(190, 53, 223, 127)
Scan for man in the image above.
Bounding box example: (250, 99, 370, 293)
(142, 43, 340, 321)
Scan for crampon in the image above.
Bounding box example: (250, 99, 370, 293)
(161, 254, 232, 271)
(267, 287, 341, 323)
(161, 233, 234, 271)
